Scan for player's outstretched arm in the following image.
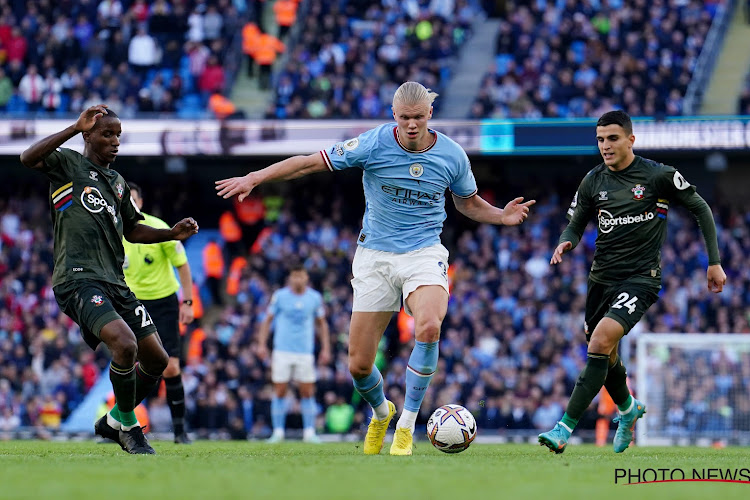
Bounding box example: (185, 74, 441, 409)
(216, 153, 328, 201)
(550, 241, 573, 265)
(452, 194, 535, 226)
(20, 104, 110, 170)
(125, 217, 199, 244)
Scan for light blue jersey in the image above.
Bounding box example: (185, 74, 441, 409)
(267, 287, 325, 354)
(320, 124, 477, 253)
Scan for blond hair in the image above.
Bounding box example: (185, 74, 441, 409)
(392, 81, 438, 107)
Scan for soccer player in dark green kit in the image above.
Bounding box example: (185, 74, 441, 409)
(20, 104, 199, 454)
(538, 110, 726, 454)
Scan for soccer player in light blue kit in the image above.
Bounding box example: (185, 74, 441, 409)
(256, 265, 331, 443)
(216, 82, 535, 455)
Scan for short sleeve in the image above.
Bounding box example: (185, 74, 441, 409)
(652, 163, 697, 203)
(449, 150, 478, 198)
(165, 240, 188, 268)
(268, 291, 280, 316)
(319, 127, 379, 171)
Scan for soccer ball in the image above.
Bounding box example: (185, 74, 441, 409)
(426, 404, 477, 453)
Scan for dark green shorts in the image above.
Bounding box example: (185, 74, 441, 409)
(54, 279, 158, 350)
(584, 276, 661, 342)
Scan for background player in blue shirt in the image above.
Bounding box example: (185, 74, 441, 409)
(256, 265, 331, 443)
(217, 81, 535, 455)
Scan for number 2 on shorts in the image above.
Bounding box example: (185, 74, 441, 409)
(612, 292, 638, 314)
(135, 305, 154, 328)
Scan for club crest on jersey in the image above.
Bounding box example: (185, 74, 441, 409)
(598, 191, 608, 201)
(91, 295, 103, 306)
(631, 184, 646, 200)
(89, 171, 98, 181)
(116, 183, 124, 199)
(409, 163, 424, 178)
(343, 138, 359, 151)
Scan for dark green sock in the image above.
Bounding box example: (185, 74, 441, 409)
(109, 405, 120, 421)
(109, 361, 137, 426)
(604, 356, 632, 407)
(134, 363, 162, 406)
(110, 404, 137, 427)
(564, 353, 610, 423)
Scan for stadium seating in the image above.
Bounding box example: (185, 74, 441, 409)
(0, 0, 242, 117)
(471, 0, 721, 119)
(267, 0, 482, 119)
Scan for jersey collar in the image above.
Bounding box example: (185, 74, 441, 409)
(393, 127, 438, 153)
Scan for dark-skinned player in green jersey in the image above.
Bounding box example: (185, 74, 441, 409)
(20, 104, 199, 454)
(538, 110, 726, 454)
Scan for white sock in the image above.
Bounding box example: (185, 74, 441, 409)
(121, 421, 141, 432)
(372, 400, 390, 420)
(619, 397, 635, 415)
(303, 428, 315, 439)
(396, 409, 418, 433)
(558, 421, 573, 433)
(272, 428, 285, 438)
(106, 411, 121, 430)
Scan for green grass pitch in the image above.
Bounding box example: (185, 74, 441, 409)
(0, 440, 748, 499)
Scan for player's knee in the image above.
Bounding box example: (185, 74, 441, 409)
(588, 337, 614, 356)
(348, 360, 372, 379)
(110, 336, 138, 365)
(414, 317, 441, 342)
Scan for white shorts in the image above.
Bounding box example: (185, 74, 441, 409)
(271, 351, 316, 383)
(351, 243, 450, 316)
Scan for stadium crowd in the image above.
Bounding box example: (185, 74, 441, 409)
(470, 0, 723, 119)
(0, 0, 246, 118)
(267, 0, 482, 119)
(2, 182, 749, 438)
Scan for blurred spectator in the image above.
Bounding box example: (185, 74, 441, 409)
(273, 0, 299, 40)
(325, 392, 355, 433)
(18, 65, 44, 111)
(254, 31, 285, 91)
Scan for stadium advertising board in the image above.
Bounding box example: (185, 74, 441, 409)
(481, 116, 750, 155)
(1, 117, 749, 157)
(0, 119, 481, 157)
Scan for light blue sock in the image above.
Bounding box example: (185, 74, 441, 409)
(301, 397, 317, 431)
(352, 365, 385, 409)
(271, 396, 287, 432)
(404, 341, 439, 412)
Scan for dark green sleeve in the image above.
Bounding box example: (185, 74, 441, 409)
(654, 164, 720, 265)
(679, 191, 721, 265)
(560, 175, 594, 249)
